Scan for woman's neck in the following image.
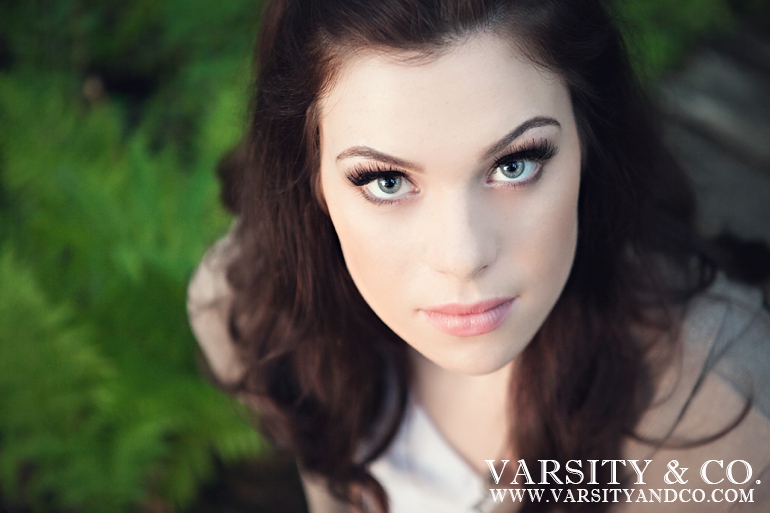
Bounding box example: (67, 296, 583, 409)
(409, 347, 515, 475)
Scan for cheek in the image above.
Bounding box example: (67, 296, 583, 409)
(321, 180, 414, 313)
(336, 224, 419, 334)
(334, 216, 394, 288)
(520, 175, 580, 299)
(495, 164, 579, 316)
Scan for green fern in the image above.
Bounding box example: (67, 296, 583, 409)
(0, 69, 261, 513)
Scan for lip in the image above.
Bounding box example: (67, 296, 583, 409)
(420, 297, 516, 337)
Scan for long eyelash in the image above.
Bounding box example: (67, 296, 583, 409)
(345, 139, 557, 192)
(346, 163, 407, 186)
(492, 138, 558, 168)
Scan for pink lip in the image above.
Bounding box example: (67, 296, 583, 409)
(421, 297, 516, 337)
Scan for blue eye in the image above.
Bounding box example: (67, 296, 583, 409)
(489, 159, 540, 184)
(346, 167, 417, 204)
(364, 173, 416, 201)
(487, 140, 557, 187)
(376, 175, 403, 194)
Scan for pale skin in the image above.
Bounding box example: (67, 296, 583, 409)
(318, 34, 582, 475)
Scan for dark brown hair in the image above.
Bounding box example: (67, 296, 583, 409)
(220, 1, 733, 511)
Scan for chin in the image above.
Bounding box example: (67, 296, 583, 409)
(448, 355, 517, 376)
(428, 336, 527, 376)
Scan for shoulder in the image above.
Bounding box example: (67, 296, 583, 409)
(634, 275, 770, 430)
(684, 275, 770, 414)
(623, 276, 770, 511)
(186, 226, 246, 385)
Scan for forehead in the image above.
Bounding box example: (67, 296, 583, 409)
(318, 34, 571, 158)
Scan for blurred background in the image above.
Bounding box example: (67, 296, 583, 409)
(0, 1, 768, 512)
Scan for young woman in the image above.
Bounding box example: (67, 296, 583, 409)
(187, 0, 770, 511)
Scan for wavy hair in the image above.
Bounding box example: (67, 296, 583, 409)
(219, 0, 731, 511)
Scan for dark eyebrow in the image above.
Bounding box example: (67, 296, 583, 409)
(335, 115, 561, 168)
(336, 146, 422, 171)
(482, 116, 561, 160)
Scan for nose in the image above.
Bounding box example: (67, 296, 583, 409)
(422, 188, 498, 281)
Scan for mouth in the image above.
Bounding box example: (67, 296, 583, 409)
(420, 297, 516, 337)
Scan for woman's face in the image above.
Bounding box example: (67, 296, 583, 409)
(318, 34, 581, 376)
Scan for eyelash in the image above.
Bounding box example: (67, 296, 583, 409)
(345, 138, 558, 205)
(490, 138, 557, 188)
(347, 166, 403, 187)
(346, 164, 418, 206)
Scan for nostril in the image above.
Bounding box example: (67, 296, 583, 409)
(425, 235, 496, 280)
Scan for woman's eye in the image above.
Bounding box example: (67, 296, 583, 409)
(488, 159, 540, 185)
(363, 174, 416, 201)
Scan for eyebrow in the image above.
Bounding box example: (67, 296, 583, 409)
(481, 116, 561, 160)
(336, 146, 421, 170)
(335, 115, 561, 169)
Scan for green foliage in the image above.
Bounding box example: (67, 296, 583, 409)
(0, 250, 115, 510)
(0, 248, 261, 512)
(0, 0, 259, 73)
(0, 28, 260, 513)
(614, 0, 735, 80)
